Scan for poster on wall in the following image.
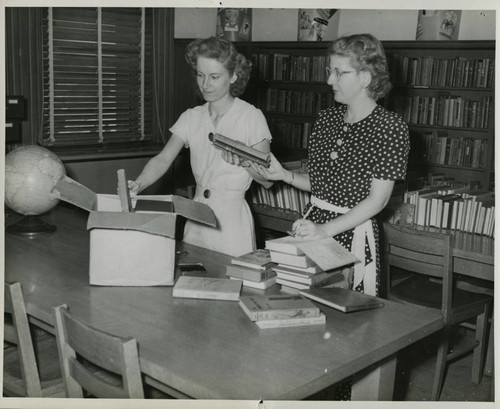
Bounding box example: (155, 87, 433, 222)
(416, 10, 462, 40)
(216, 8, 252, 42)
(298, 9, 337, 42)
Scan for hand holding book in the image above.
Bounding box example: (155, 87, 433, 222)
(209, 132, 271, 168)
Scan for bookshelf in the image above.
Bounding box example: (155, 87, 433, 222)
(384, 41, 495, 191)
(173, 40, 495, 234)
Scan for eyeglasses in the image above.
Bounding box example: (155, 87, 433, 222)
(326, 67, 357, 81)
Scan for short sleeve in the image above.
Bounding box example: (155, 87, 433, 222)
(169, 110, 191, 147)
(247, 108, 272, 147)
(373, 114, 410, 181)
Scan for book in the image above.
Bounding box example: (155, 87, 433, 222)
(208, 132, 271, 168)
(254, 313, 326, 329)
(274, 267, 345, 286)
(226, 264, 276, 282)
(276, 273, 345, 290)
(265, 236, 305, 255)
(299, 287, 384, 313)
(230, 274, 277, 290)
(231, 249, 275, 271)
(294, 237, 359, 271)
(269, 251, 315, 269)
(172, 276, 242, 301)
(238, 294, 320, 321)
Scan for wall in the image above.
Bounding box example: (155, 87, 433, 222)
(63, 156, 170, 195)
(174, 8, 495, 41)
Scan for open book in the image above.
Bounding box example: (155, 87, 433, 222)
(208, 132, 271, 168)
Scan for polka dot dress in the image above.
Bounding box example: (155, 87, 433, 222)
(306, 103, 409, 295)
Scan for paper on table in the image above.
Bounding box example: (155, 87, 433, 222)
(295, 237, 359, 271)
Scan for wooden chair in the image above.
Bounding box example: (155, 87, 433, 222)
(382, 223, 492, 401)
(53, 304, 145, 398)
(3, 281, 65, 397)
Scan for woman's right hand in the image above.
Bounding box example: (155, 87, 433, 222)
(251, 153, 289, 182)
(127, 180, 141, 197)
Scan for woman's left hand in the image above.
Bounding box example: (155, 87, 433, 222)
(220, 150, 252, 168)
(292, 220, 329, 240)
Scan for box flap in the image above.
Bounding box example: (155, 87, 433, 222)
(51, 175, 98, 211)
(87, 211, 177, 238)
(172, 195, 217, 227)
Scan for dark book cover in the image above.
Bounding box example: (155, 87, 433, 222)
(299, 287, 384, 313)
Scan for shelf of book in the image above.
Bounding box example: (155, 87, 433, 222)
(251, 204, 299, 234)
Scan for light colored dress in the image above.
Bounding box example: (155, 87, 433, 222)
(170, 97, 272, 257)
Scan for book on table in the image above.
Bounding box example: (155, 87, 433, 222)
(280, 278, 349, 295)
(273, 265, 347, 285)
(276, 272, 344, 291)
(254, 313, 326, 329)
(299, 287, 384, 313)
(269, 251, 316, 269)
(226, 264, 276, 282)
(230, 273, 277, 290)
(231, 249, 275, 271)
(172, 276, 242, 301)
(238, 294, 321, 321)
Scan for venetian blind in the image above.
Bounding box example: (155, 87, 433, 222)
(42, 7, 153, 146)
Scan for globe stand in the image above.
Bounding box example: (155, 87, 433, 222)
(6, 215, 57, 237)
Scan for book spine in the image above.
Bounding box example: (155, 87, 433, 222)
(255, 313, 326, 329)
(172, 290, 239, 301)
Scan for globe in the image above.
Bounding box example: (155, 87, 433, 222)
(5, 145, 66, 235)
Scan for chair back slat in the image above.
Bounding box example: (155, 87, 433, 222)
(389, 245, 445, 269)
(68, 357, 129, 399)
(384, 224, 449, 256)
(389, 254, 444, 278)
(61, 307, 129, 374)
(54, 304, 144, 399)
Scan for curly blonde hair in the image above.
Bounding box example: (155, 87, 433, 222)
(185, 37, 252, 97)
(328, 33, 391, 101)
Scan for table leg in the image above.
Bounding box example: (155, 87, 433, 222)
(351, 355, 397, 401)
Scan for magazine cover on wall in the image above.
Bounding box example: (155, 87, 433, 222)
(298, 9, 337, 42)
(416, 10, 462, 40)
(216, 8, 252, 42)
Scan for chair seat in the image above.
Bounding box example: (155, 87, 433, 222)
(391, 276, 492, 311)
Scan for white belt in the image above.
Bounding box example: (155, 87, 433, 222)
(310, 195, 377, 296)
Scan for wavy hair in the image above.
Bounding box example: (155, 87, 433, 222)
(328, 33, 391, 101)
(185, 37, 252, 97)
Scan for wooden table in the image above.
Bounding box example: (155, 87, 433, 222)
(5, 205, 444, 400)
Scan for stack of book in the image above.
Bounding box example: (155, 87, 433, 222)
(226, 249, 277, 290)
(238, 293, 326, 329)
(265, 237, 349, 295)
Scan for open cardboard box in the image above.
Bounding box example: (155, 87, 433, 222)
(52, 176, 216, 286)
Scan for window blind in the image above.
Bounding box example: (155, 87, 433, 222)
(42, 7, 153, 146)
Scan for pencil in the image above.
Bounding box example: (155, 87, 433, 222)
(288, 204, 315, 237)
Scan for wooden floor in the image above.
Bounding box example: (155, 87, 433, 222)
(394, 327, 493, 401)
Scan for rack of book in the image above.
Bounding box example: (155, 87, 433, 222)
(386, 41, 495, 190)
(401, 181, 494, 237)
(249, 159, 310, 234)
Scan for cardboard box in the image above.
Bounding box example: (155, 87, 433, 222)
(52, 177, 216, 286)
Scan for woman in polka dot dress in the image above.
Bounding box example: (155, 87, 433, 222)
(255, 33, 409, 297)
